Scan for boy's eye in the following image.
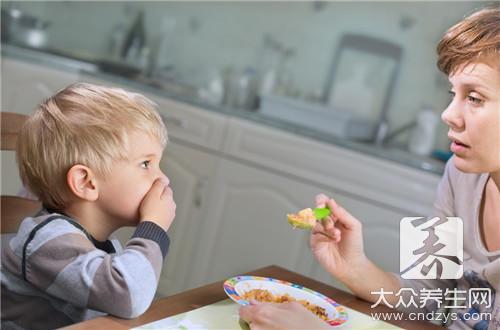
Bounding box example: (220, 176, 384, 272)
(140, 160, 151, 169)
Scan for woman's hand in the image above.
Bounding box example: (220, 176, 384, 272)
(239, 300, 331, 330)
(311, 194, 368, 282)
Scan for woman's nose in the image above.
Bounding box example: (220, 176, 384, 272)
(441, 100, 464, 131)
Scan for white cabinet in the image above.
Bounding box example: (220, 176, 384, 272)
(224, 117, 441, 216)
(1, 57, 80, 116)
(187, 157, 326, 288)
(155, 141, 219, 296)
(184, 150, 407, 291)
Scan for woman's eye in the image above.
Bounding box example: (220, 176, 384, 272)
(467, 95, 483, 105)
(140, 160, 151, 169)
(448, 90, 456, 100)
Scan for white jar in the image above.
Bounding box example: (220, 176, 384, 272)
(408, 109, 439, 156)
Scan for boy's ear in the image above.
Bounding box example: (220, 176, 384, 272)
(67, 165, 99, 201)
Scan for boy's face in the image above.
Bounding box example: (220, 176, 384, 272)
(96, 131, 168, 226)
(441, 62, 500, 174)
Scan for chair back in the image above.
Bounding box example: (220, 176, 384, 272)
(1, 112, 41, 233)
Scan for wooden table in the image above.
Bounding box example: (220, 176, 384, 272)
(64, 265, 442, 329)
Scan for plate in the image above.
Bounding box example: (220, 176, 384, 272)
(223, 276, 348, 326)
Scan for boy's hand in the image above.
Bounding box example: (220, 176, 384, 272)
(310, 194, 368, 282)
(139, 178, 176, 232)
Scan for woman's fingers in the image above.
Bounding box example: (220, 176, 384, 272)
(239, 302, 276, 327)
(312, 219, 335, 238)
(326, 198, 359, 231)
(239, 304, 256, 323)
(315, 193, 330, 208)
(313, 194, 360, 244)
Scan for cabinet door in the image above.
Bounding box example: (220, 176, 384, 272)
(1, 58, 79, 115)
(188, 158, 328, 288)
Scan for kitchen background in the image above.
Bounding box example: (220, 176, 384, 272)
(4, 1, 493, 149)
(1, 1, 494, 297)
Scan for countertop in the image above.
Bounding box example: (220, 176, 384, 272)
(2, 43, 446, 175)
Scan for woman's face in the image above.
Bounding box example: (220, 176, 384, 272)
(441, 62, 500, 174)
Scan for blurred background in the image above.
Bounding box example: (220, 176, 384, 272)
(3, 1, 492, 150)
(1, 1, 494, 296)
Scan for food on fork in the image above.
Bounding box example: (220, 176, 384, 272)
(242, 289, 328, 321)
(287, 207, 330, 229)
(287, 208, 317, 229)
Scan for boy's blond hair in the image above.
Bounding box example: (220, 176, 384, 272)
(437, 6, 500, 75)
(17, 83, 167, 211)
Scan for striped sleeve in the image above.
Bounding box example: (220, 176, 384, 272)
(21, 219, 169, 318)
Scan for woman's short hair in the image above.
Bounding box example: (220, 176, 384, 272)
(17, 83, 168, 210)
(437, 6, 500, 75)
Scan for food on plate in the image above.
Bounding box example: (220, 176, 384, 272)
(287, 208, 317, 229)
(241, 289, 328, 321)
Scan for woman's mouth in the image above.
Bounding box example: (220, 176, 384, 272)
(450, 139, 470, 154)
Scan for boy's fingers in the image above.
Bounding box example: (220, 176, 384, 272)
(162, 186, 173, 198)
(149, 179, 172, 198)
(152, 178, 167, 189)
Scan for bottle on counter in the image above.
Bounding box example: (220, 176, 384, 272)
(231, 67, 258, 110)
(408, 107, 439, 156)
(198, 68, 225, 106)
(224, 67, 258, 110)
(109, 23, 127, 60)
(259, 69, 277, 96)
(256, 34, 280, 97)
(121, 10, 146, 66)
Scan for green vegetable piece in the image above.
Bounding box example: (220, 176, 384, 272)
(313, 207, 331, 220)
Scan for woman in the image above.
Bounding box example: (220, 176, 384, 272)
(240, 6, 500, 329)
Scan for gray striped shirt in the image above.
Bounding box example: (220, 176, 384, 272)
(1, 211, 170, 329)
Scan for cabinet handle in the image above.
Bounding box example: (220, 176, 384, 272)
(160, 114, 188, 129)
(194, 177, 208, 207)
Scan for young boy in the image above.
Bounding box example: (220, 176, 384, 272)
(1, 83, 176, 329)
